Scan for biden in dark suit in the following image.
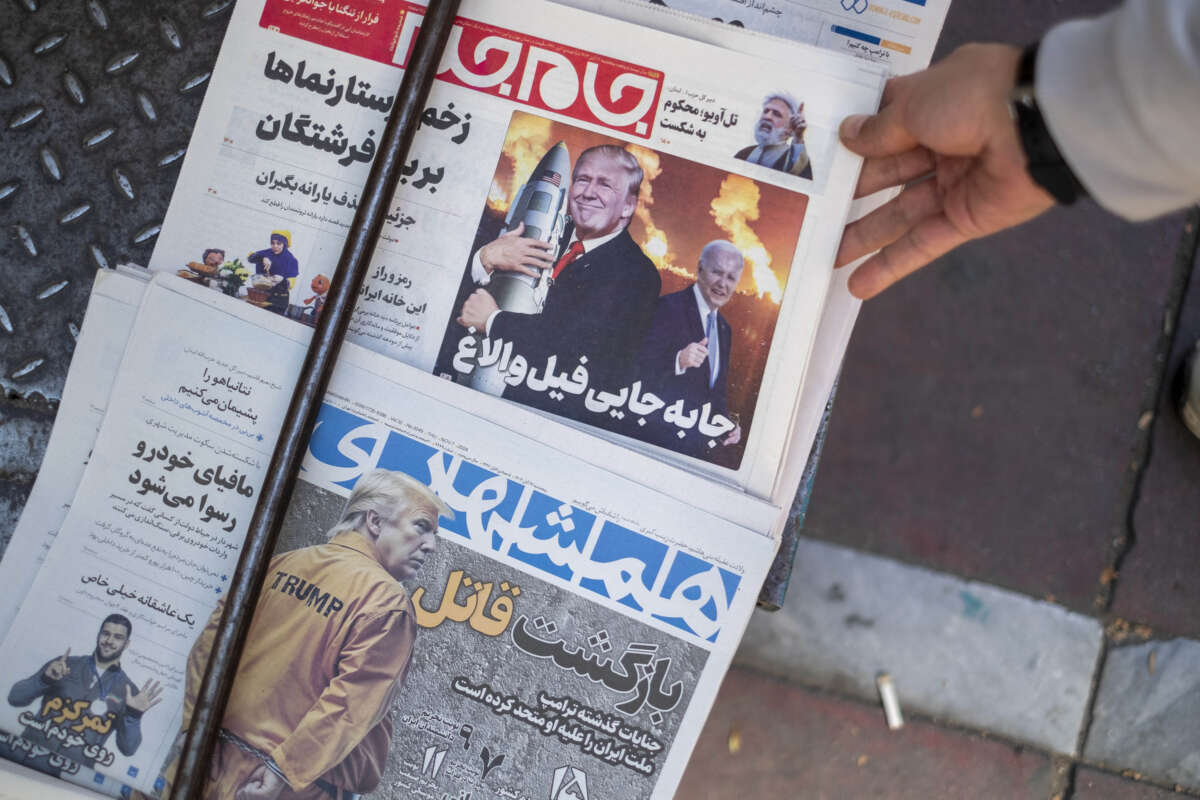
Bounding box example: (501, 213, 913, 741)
(636, 240, 744, 458)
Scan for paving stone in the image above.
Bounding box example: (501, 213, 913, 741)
(677, 667, 1054, 800)
(803, 203, 1186, 614)
(1115, 240, 1200, 639)
(736, 537, 1102, 755)
(1084, 638, 1200, 791)
(1075, 768, 1193, 800)
(0, 404, 54, 476)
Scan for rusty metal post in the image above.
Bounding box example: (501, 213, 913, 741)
(171, 3, 460, 795)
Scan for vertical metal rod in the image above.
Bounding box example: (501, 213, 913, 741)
(171, 2, 460, 796)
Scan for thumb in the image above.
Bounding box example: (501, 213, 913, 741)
(504, 222, 524, 237)
(840, 102, 917, 158)
(63, 647, 71, 660)
(699, 338, 708, 347)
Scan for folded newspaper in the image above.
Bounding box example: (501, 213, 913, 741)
(0, 0, 950, 796)
(147, 0, 885, 499)
(1, 271, 779, 798)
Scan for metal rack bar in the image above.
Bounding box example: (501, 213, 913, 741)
(171, 4, 461, 795)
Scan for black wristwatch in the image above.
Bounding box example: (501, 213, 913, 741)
(1009, 42, 1087, 205)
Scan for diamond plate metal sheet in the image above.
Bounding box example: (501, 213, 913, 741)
(0, 0, 233, 404)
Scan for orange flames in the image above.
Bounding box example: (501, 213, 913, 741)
(489, 117, 786, 304)
(710, 175, 783, 304)
(488, 115, 554, 213)
(626, 144, 693, 281)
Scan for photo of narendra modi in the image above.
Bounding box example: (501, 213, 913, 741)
(434, 111, 810, 470)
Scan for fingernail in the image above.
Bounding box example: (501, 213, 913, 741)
(841, 114, 867, 140)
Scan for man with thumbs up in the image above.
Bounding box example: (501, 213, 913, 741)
(2, 613, 162, 776)
(636, 240, 745, 460)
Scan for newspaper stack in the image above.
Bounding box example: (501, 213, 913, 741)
(0, 0, 946, 796)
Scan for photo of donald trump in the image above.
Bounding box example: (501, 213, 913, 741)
(455, 143, 661, 421)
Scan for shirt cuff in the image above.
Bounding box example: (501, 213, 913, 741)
(674, 352, 686, 375)
(471, 251, 491, 285)
(1038, 2, 1200, 220)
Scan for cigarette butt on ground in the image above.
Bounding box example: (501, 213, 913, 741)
(877, 673, 904, 730)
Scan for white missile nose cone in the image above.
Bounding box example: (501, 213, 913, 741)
(540, 141, 572, 177)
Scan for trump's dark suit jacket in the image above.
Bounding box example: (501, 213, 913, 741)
(489, 229, 661, 419)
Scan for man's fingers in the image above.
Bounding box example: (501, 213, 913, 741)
(855, 147, 935, 198)
(840, 101, 919, 159)
(128, 681, 164, 710)
(836, 180, 942, 268)
(847, 213, 969, 299)
(520, 247, 554, 268)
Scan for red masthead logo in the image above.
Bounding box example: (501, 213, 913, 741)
(437, 18, 663, 140)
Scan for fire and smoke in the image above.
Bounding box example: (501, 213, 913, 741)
(487, 115, 788, 305)
(487, 115, 554, 213)
(710, 175, 784, 304)
(626, 145, 692, 281)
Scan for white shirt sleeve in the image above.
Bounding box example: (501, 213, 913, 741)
(471, 250, 491, 285)
(1038, 0, 1200, 220)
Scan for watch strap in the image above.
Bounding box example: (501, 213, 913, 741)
(1010, 42, 1087, 205)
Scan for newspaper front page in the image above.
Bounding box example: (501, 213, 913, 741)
(554, 0, 951, 513)
(148, 0, 885, 498)
(0, 276, 777, 798)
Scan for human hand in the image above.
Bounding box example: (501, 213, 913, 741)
(678, 339, 709, 370)
(789, 103, 806, 138)
(44, 648, 71, 682)
(457, 288, 500, 332)
(126, 679, 163, 714)
(235, 763, 286, 800)
(479, 223, 555, 278)
(836, 43, 1056, 299)
(261, 257, 272, 274)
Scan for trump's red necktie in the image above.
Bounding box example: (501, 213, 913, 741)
(551, 240, 585, 280)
